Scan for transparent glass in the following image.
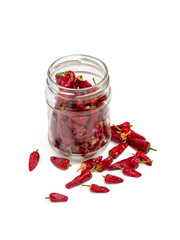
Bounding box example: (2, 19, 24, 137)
(45, 54, 111, 160)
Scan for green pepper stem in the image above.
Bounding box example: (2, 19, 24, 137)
(149, 147, 157, 151)
(139, 160, 153, 163)
(112, 124, 122, 132)
(130, 125, 133, 128)
(109, 152, 114, 158)
(102, 175, 106, 178)
(90, 165, 96, 172)
(114, 164, 124, 170)
(36, 149, 39, 152)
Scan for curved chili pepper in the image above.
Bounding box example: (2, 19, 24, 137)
(29, 149, 40, 171)
(114, 164, 142, 178)
(111, 127, 131, 143)
(103, 174, 124, 184)
(82, 184, 110, 193)
(92, 156, 113, 172)
(76, 156, 103, 171)
(111, 122, 131, 130)
(127, 155, 152, 169)
(65, 169, 92, 189)
(135, 151, 153, 166)
(45, 193, 68, 202)
(122, 127, 146, 140)
(127, 137, 157, 154)
(107, 156, 135, 170)
(50, 156, 71, 170)
(109, 142, 128, 159)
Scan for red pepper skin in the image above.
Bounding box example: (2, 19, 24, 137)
(93, 156, 113, 172)
(127, 137, 156, 154)
(82, 184, 110, 193)
(109, 142, 128, 159)
(122, 128, 146, 140)
(65, 169, 92, 189)
(29, 149, 40, 171)
(77, 156, 103, 171)
(136, 151, 152, 166)
(122, 166, 142, 177)
(107, 156, 135, 170)
(45, 193, 68, 202)
(111, 127, 131, 143)
(128, 155, 140, 169)
(103, 174, 124, 184)
(50, 156, 71, 170)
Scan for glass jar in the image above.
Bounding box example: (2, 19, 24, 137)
(45, 54, 111, 160)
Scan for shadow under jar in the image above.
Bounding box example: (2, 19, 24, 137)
(45, 54, 111, 160)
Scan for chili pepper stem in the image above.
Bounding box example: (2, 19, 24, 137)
(90, 165, 96, 172)
(82, 184, 91, 187)
(149, 147, 157, 151)
(139, 160, 153, 163)
(92, 78, 96, 85)
(114, 164, 124, 170)
(109, 152, 114, 158)
(44, 196, 50, 199)
(36, 149, 39, 152)
(76, 167, 82, 172)
(102, 175, 106, 178)
(112, 124, 122, 132)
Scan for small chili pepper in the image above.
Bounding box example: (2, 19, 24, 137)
(103, 174, 124, 184)
(128, 155, 153, 169)
(111, 121, 132, 130)
(92, 156, 113, 172)
(50, 156, 71, 170)
(111, 127, 131, 143)
(135, 151, 152, 166)
(76, 156, 103, 171)
(45, 193, 68, 202)
(107, 156, 135, 170)
(114, 164, 142, 177)
(28, 149, 40, 171)
(65, 169, 92, 189)
(127, 137, 157, 154)
(109, 142, 128, 159)
(82, 184, 110, 193)
(114, 125, 146, 141)
(78, 80, 92, 88)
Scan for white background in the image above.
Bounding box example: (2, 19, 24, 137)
(0, 0, 180, 239)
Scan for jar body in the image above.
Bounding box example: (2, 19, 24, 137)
(45, 55, 111, 160)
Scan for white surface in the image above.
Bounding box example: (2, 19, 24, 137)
(0, 0, 180, 240)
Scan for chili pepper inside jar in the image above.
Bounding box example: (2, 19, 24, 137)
(45, 55, 111, 160)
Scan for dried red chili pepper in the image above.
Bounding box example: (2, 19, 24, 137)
(127, 137, 157, 154)
(122, 127, 146, 140)
(45, 193, 68, 202)
(114, 164, 142, 178)
(103, 174, 124, 184)
(111, 127, 131, 143)
(128, 155, 153, 169)
(28, 149, 40, 171)
(109, 142, 128, 159)
(107, 156, 135, 170)
(135, 151, 153, 166)
(76, 156, 103, 171)
(65, 169, 92, 189)
(92, 156, 113, 172)
(111, 121, 131, 130)
(82, 184, 110, 193)
(50, 156, 71, 170)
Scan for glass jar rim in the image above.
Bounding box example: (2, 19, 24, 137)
(47, 54, 109, 92)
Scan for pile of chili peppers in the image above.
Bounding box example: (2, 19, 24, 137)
(50, 70, 110, 157)
(29, 121, 156, 202)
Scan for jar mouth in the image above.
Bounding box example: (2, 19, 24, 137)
(47, 54, 109, 92)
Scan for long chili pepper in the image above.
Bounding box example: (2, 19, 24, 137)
(82, 184, 110, 193)
(111, 122, 132, 130)
(76, 156, 103, 171)
(107, 156, 135, 170)
(92, 156, 113, 172)
(109, 142, 128, 159)
(135, 151, 153, 166)
(50, 156, 71, 170)
(111, 127, 131, 143)
(114, 164, 142, 178)
(29, 149, 40, 171)
(103, 174, 124, 184)
(45, 193, 68, 202)
(65, 169, 92, 189)
(127, 137, 157, 154)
